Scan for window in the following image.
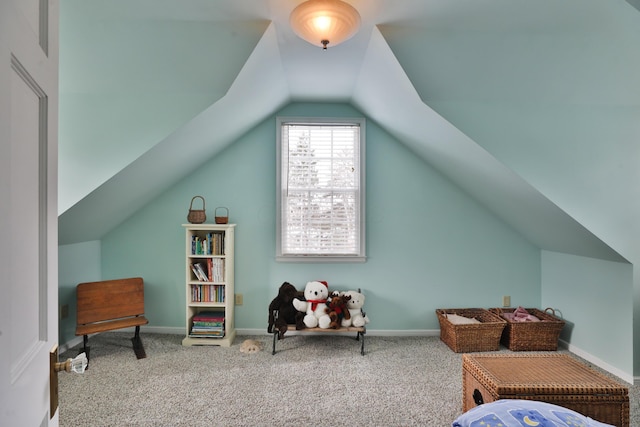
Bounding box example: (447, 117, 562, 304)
(276, 117, 365, 262)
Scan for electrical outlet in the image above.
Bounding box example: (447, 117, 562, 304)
(502, 296, 511, 307)
(235, 293, 243, 306)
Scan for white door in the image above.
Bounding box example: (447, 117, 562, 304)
(0, 0, 59, 425)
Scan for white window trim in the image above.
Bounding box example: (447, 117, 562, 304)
(276, 116, 366, 263)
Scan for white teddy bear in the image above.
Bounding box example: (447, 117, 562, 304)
(341, 290, 370, 328)
(292, 280, 332, 329)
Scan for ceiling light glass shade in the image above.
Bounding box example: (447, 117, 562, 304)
(290, 0, 361, 49)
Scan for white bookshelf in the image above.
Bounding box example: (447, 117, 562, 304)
(181, 224, 236, 347)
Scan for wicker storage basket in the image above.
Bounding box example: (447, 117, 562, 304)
(436, 308, 506, 353)
(490, 307, 565, 351)
(462, 353, 629, 427)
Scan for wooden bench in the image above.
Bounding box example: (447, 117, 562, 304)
(75, 277, 149, 363)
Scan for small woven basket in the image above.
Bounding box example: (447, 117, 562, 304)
(215, 207, 229, 224)
(187, 196, 206, 224)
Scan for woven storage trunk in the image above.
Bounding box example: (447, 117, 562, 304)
(436, 308, 506, 353)
(462, 353, 629, 427)
(490, 307, 565, 351)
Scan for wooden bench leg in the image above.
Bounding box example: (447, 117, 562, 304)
(131, 325, 146, 359)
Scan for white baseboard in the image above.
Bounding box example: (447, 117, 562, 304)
(139, 325, 184, 335)
(559, 339, 634, 385)
(59, 336, 84, 354)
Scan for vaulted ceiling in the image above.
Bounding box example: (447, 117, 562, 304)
(58, 0, 640, 263)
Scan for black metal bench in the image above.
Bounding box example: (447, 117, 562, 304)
(270, 310, 366, 355)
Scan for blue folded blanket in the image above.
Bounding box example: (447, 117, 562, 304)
(452, 399, 613, 427)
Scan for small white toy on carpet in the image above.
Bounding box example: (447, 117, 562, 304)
(240, 339, 263, 354)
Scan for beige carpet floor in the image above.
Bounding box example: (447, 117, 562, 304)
(59, 333, 638, 426)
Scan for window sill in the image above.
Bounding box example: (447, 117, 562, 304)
(276, 255, 367, 263)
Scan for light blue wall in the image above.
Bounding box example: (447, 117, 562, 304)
(98, 102, 540, 332)
(58, 240, 101, 344)
(429, 99, 639, 377)
(56, 102, 636, 379)
(541, 251, 633, 381)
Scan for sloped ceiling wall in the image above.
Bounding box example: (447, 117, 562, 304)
(58, 0, 271, 213)
(58, 0, 636, 265)
(377, 0, 640, 264)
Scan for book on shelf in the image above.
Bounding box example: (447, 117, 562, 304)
(191, 261, 221, 283)
(191, 323, 223, 330)
(190, 285, 225, 303)
(194, 263, 209, 281)
(190, 311, 225, 337)
(190, 327, 223, 332)
(189, 332, 224, 338)
(189, 325, 224, 337)
(190, 263, 205, 281)
(209, 258, 223, 282)
(191, 232, 225, 256)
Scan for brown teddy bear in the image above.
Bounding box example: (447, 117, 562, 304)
(324, 292, 351, 329)
(267, 282, 306, 339)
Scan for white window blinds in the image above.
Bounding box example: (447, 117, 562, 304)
(277, 118, 365, 261)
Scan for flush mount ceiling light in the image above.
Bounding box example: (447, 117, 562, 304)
(290, 0, 361, 50)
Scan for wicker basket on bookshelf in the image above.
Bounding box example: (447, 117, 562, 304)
(436, 308, 507, 353)
(489, 307, 565, 351)
(187, 196, 206, 224)
(214, 207, 229, 224)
